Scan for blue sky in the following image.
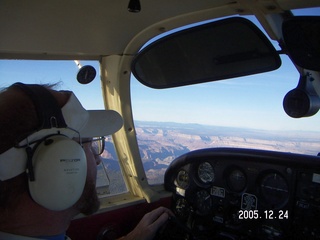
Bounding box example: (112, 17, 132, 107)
(0, 60, 103, 109)
(1, 7, 320, 132)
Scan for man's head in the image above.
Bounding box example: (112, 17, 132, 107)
(0, 82, 123, 215)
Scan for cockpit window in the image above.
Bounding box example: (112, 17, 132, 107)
(131, 16, 320, 185)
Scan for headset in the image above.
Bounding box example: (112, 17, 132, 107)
(13, 83, 87, 211)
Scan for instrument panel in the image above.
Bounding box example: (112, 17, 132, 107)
(163, 148, 320, 239)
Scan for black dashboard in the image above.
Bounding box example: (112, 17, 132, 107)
(161, 148, 320, 240)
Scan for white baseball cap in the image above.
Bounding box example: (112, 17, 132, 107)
(0, 92, 123, 180)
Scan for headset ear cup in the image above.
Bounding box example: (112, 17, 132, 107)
(29, 135, 87, 211)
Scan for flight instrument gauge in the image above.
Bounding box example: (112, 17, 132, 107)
(175, 198, 190, 220)
(194, 189, 212, 215)
(227, 168, 247, 192)
(176, 169, 189, 189)
(198, 162, 215, 184)
(260, 172, 289, 208)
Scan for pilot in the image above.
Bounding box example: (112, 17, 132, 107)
(0, 82, 172, 240)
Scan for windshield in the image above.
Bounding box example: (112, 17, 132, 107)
(131, 15, 320, 185)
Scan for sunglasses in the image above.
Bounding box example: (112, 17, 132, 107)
(82, 136, 105, 156)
